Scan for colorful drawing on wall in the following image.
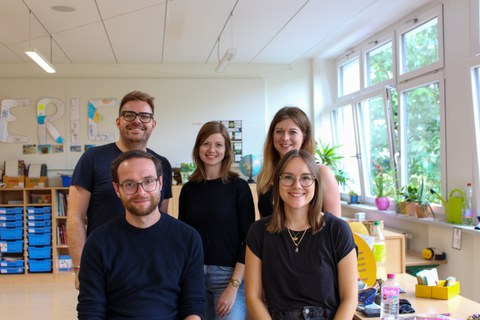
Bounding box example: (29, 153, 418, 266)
(23, 144, 37, 154)
(38, 144, 52, 154)
(70, 145, 82, 152)
(0, 98, 30, 143)
(37, 97, 65, 145)
(84, 144, 96, 151)
(88, 98, 117, 141)
(52, 145, 64, 153)
(70, 97, 80, 144)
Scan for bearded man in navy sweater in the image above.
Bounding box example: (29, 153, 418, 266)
(77, 150, 205, 320)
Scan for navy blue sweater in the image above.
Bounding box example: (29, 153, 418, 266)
(77, 213, 205, 319)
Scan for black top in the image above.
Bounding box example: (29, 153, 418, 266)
(246, 213, 356, 312)
(178, 177, 255, 266)
(257, 188, 273, 218)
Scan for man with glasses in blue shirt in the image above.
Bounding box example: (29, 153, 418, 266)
(67, 90, 172, 289)
(77, 150, 204, 319)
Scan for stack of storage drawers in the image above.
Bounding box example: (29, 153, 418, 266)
(26, 206, 52, 273)
(0, 207, 24, 274)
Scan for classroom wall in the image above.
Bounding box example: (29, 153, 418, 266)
(0, 61, 313, 183)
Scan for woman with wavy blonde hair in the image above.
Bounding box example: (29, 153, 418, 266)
(256, 106, 341, 218)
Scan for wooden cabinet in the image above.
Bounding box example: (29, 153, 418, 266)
(167, 183, 260, 219)
(0, 187, 70, 275)
(383, 229, 406, 274)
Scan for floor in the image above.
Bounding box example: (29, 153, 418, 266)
(0, 273, 78, 319)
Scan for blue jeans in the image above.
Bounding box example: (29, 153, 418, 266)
(204, 265, 246, 320)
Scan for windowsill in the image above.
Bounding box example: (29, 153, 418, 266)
(341, 201, 480, 236)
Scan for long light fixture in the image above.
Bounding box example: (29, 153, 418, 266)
(25, 48, 56, 73)
(215, 48, 237, 73)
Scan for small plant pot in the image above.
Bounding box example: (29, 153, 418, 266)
(375, 197, 390, 210)
(349, 195, 359, 204)
(416, 204, 434, 218)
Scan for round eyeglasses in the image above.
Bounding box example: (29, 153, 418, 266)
(120, 111, 153, 123)
(118, 178, 159, 195)
(279, 174, 315, 187)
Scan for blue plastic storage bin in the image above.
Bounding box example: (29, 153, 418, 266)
(0, 213, 23, 221)
(0, 240, 24, 253)
(0, 227, 23, 240)
(27, 226, 50, 233)
(27, 220, 51, 227)
(0, 266, 24, 274)
(26, 207, 51, 214)
(28, 246, 52, 259)
(0, 207, 23, 214)
(28, 259, 52, 273)
(26, 213, 51, 220)
(0, 259, 24, 267)
(27, 233, 51, 246)
(0, 220, 23, 228)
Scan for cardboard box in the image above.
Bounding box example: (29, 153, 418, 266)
(2, 176, 25, 188)
(415, 281, 460, 299)
(25, 177, 48, 188)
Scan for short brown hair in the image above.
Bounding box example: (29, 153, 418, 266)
(119, 90, 155, 114)
(110, 150, 163, 183)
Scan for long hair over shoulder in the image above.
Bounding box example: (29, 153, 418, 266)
(189, 121, 238, 183)
(257, 107, 315, 195)
(266, 149, 325, 234)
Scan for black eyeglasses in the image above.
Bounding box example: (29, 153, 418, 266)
(120, 111, 153, 123)
(279, 174, 315, 187)
(118, 178, 159, 195)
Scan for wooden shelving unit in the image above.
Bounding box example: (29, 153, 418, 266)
(0, 187, 70, 275)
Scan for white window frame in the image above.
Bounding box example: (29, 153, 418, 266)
(337, 49, 361, 99)
(362, 31, 397, 93)
(396, 71, 446, 201)
(397, 5, 444, 83)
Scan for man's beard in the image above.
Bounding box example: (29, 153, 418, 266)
(122, 193, 160, 217)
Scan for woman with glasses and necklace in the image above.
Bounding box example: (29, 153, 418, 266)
(245, 150, 358, 320)
(179, 121, 255, 320)
(256, 107, 341, 218)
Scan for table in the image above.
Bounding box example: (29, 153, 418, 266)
(354, 273, 480, 319)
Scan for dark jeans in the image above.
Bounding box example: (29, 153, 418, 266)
(269, 306, 335, 320)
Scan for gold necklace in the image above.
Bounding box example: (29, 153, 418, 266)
(287, 228, 308, 253)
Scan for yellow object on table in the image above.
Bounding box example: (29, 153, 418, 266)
(415, 281, 460, 299)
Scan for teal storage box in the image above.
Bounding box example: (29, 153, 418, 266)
(0, 207, 23, 214)
(0, 220, 23, 228)
(26, 206, 51, 214)
(0, 213, 23, 221)
(27, 220, 51, 227)
(26, 213, 51, 220)
(0, 259, 24, 267)
(27, 226, 50, 233)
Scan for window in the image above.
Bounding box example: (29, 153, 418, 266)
(365, 40, 394, 88)
(326, 5, 445, 207)
(331, 105, 360, 194)
(397, 5, 444, 82)
(338, 55, 360, 97)
(398, 77, 443, 195)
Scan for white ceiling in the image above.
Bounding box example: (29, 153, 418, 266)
(0, 0, 432, 67)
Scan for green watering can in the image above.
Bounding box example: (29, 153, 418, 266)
(444, 189, 464, 224)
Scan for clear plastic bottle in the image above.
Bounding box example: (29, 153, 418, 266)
(372, 220, 386, 279)
(380, 273, 400, 320)
(463, 183, 474, 226)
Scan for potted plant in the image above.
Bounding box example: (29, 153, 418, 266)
(396, 184, 419, 215)
(315, 140, 351, 189)
(348, 189, 360, 204)
(396, 176, 435, 219)
(372, 162, 394, 210)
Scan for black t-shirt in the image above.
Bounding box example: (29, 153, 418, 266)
(257, 188, 273, 218)
(246, 213, 355, 312)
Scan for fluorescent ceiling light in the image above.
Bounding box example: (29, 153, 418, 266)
(25, 48, 56, 73)
(215, 48, 237, 73)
